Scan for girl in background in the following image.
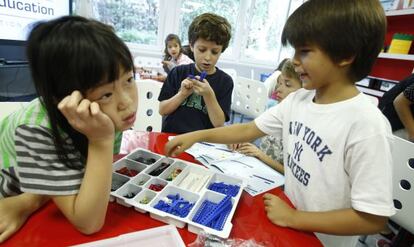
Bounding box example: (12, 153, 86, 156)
(162, 34, 193, 74)
(0, 16, 138, 242)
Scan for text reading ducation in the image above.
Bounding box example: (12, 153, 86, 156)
(0, 0, 55, 16)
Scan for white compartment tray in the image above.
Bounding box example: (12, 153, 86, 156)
(110, 148, 245, 238)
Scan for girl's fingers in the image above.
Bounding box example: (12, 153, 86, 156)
(57, 95, 70, 110)
(58, 91, 83, 120)
(0, 222, 5, 234)
(89, 102, 100, 116)
(0, 228, 13, 244)
(77, 99, 92, 118)
(67, 90, 83, 108)
(90, 103, 110, 123)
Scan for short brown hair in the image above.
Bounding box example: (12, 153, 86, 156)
(188, 13, 232, 52)
(282, 0, 386, 82)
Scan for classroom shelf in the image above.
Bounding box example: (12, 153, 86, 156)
(386, 8, 414, 16)
(378, 53, 414, 61)
(367, 75, 399, 83)
(357, 86, 385, 97)
(369, 9, 414, 86)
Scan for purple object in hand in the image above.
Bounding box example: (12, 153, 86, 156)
(187, 71, 207, 81)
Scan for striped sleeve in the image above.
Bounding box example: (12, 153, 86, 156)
(15, 125, 85, 195)
(0, 167, 21, 198)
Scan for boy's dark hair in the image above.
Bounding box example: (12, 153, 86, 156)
(27, 15, 134, 167)
(163, 33, 182, 61)
(188, 13, 232, 52)
(281, 0, 386, 82)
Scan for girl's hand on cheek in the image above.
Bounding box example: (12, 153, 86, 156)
(58, 90, 115, 143)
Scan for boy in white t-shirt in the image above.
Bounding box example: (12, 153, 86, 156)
(164, 0, 395, 246)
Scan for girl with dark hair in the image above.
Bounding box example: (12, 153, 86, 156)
(162, 33, 193, 74)
(0, 16, 138, 242)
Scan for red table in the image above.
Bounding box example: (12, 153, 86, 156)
(3, 132, 322, 247)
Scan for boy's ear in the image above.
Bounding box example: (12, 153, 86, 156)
(190, 44, 194, 52)
(338, 55, 355, 67)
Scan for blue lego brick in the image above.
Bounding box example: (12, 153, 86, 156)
(199, 195, 232, 227)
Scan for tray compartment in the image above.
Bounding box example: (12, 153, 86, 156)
(159, 160, 187, 182)
(131, 173, 151, 186)
(126, 149, 161, 165)
(188, 190, 236, 235)
(133, 189, 157, 213)
(145, 157, 174, 176)
(149, 186, 200, 228)
(113, 159, 146, 177)
(115, 183, 142, 207)
(173, 165, 213, 193)
(145, 177, 168, 192)
(206, 173, 243, 197)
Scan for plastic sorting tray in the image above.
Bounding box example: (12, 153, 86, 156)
(110, 148, 245, 238)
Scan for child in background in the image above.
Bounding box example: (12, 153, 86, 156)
(233, 59, 301, 174)
(394, 79, 414, 141)
(165, 1, 394, 246)
(379, 73, 414, 142)
(158, 13, 233, 134)
(162, 34, 193, 74)
(264, 58, 289, 108)
(0, 16, 138, 242)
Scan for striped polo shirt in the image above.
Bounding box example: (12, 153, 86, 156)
(0, 98, 122, 198)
